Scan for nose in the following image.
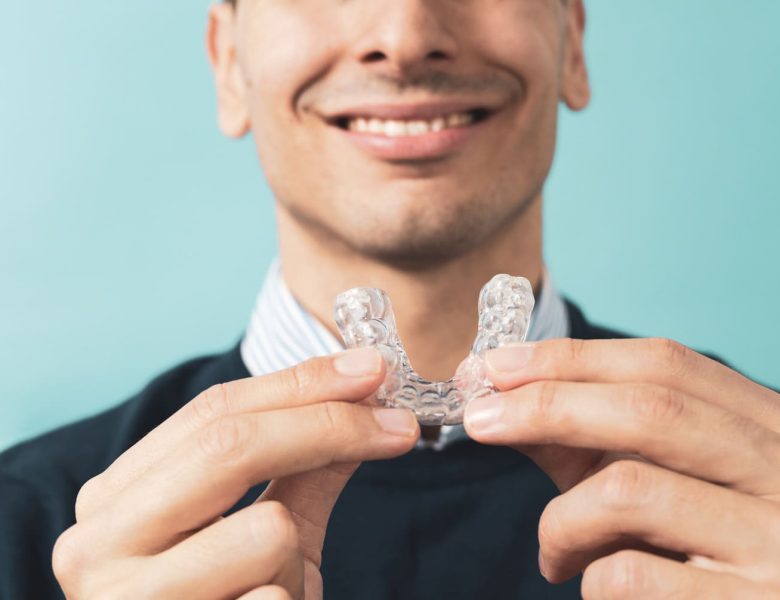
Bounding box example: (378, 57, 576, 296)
(353, 0, 459, 75)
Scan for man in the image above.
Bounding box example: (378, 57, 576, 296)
(1, 0, 778, 598)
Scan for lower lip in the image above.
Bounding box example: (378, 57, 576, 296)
(334, 115, 491, 161)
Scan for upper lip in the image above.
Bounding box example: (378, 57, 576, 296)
(321, 99, 499, 125)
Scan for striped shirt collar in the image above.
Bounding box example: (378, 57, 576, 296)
(240, 256, 570, 450)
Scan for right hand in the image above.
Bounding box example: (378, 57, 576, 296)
(52, 347, 419, 599)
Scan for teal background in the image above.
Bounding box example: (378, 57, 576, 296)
(1, 2, 778, 451)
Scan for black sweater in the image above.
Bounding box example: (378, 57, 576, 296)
(0, 299, 734, 599)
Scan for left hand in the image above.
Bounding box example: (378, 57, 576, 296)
(462, 337, 780, 599)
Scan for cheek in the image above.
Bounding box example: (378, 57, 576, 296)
(241, 0, 562, 209)
(476, 1, 562, 104)
(239, 5, 341, 154)
(482, 14, 561, 165)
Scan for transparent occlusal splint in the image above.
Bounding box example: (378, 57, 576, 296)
(333, 274, 535, 426)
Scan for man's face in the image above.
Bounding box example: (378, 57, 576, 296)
(210, 0, 589, 268)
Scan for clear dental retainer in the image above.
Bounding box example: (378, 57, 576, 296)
(333, 274, 535, 426)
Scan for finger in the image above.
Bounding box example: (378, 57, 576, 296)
(259, 462, 359, 571)
(483, 338, 780, 428)
(141, 501, 304, 600)
(538, 460, 780, 583)
(78, 347, 385, 520)
(464, 380, 780, 496)
(85, 403, 419, 555)
(258, 462, 359, 598)
(581, 550, 771, 600)
(237, 586, 293, 600)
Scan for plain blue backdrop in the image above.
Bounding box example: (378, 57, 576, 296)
(1, 1, 778, 451)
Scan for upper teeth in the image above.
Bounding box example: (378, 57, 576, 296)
(346, 111, 476, 137)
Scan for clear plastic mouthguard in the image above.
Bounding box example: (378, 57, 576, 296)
(333, 274, 535, 426)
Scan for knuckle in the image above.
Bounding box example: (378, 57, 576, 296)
(629, 384, 686, 425)
(54, 531, 143, 600)
(192, 383, 233, 424)
(647, 337, 691, 377)
(252, 586, 294, 600)
(529, 381, 561, 427)
(318, 401, 351, 440)
(537, 500, 566, 557)
(52, 526, 84, 589)
(724, 408, 762, 441)
(599, 460, 652, 510)
(74, 475, 102, 522)
(288, 361, 316, 398)
(198, 415, 252, 462)
(540, 338, 586, 376)
(90, 564, 148, 600)
(89, 583, 135, 600)
(252, 501, 299, 550)
(600, 550, 649, 598)
(756, 428, 780, 472)
(563, 337, 587, 363)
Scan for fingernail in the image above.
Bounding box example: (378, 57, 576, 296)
(486, 343, 534, 373)
(464, 396, 505, 434)
(373, 408, 418, 436)
(333, 347, 382, 377)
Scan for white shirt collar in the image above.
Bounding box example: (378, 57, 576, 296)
(240, 256, 569, 450)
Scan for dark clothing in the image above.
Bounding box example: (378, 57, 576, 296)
(0, 299, 747, 599)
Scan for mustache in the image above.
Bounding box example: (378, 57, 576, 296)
(313, 69, 518, 103)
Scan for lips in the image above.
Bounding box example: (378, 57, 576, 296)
(346, 108, 490, 135)
(322, 101, 499, 161)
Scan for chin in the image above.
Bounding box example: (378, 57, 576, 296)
(341, 218, 490, 272)
(356, 243, 472, 272)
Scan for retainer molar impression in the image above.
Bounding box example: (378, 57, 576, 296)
(334, 274, 535, 426)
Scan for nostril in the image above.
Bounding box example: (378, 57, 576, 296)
(362, 50, 386, 63)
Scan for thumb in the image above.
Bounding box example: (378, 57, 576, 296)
(259, 463, 357, 563)
(517, 444, 603, 492)
(519, 444, 646, 493)
(256, 462, 360, 593)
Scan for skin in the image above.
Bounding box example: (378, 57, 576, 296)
(54, 349, 420, 598)
(208, 0, 588, 386)
(464, 338, 780, 598)
(51, 0, 780, 597)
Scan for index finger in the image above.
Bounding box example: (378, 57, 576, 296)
(80, 347, 386, 518)
(83, 400, 419, 556)
(481, 337, 779, 427)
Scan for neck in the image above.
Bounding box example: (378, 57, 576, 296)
(277, 194, 543, 382)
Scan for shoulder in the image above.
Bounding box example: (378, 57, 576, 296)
(563, 297, 636, 341)
(0, 342, 248, 492)
(0, 341, 250, 595)
(562, 297, 758, 379)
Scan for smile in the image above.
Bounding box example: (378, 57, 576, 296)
(327, 106, 496, 161)
(337, 109, 491, 138)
